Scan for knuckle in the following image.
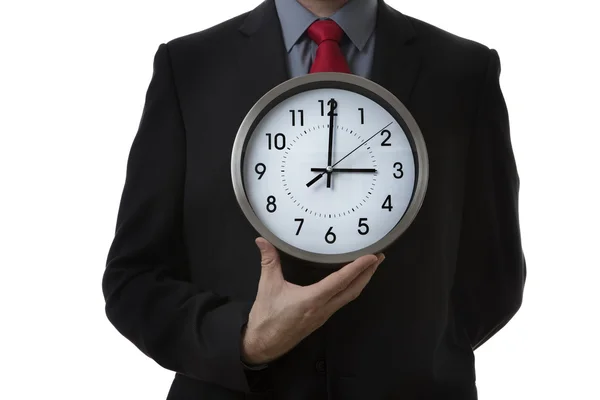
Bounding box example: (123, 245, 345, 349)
(261, 256, 278, 267)
(302, 300, 321, 318)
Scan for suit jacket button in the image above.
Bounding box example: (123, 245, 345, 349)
(315, 359, 326, 374)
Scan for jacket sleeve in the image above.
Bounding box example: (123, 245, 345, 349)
(452, 48, 527, 350)
(102, 43, 268, 393)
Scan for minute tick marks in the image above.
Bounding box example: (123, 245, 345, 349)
(281, 124, 377, 218)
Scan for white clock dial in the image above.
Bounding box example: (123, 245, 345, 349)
(232, 73, 428, 264)
(241, 87, 416, 255)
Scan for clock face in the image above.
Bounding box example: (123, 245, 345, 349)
(232, 73, 428, 264)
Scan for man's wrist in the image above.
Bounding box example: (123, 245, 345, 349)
(241, 357, 269, 370)
(241, 323, 270, 366)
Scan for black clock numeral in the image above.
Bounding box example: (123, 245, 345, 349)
(266, 195, 277, 213)
(294, 218, 304, 235)
(393, 162, 404, 179)
(327, 99, 338, 116)
(319, 99, 338, 116)
(266, 133, 286, 150)
(255, 163, 266, 179)
(358, 218, 369, 235)
(325, 226, 336, 244)
(289, 109, 304, 126)
(382, 195, 393, 212)
(380, 130, 391, 146)
(358, 107, 364, 124)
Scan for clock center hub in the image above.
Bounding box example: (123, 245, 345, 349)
(281, 124, 378, 218)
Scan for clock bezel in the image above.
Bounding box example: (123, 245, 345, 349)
(231, 72, 428, 265)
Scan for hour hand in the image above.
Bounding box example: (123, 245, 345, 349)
(306, 173, 324, 188)
(306, 167, 377, 188)
(311, 168, 377, 173)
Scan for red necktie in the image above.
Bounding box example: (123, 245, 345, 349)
(307, 19, 351, 73)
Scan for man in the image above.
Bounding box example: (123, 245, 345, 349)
(102, 0, 526, 399)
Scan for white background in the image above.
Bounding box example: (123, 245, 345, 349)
(1, 0, 598, 399)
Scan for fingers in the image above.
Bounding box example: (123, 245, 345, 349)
(324, 253, 384, 313)
(255, 237, 283, 281)
(305, 253, 379, 302)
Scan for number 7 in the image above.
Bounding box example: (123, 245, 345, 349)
(294, 218, 304, 235)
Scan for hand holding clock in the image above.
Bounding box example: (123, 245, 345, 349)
(241, 237, 385, 365)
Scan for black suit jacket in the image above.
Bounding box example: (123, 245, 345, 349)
(102, 1, 526, 399)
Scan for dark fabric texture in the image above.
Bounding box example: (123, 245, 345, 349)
(102, 0, 526, 398)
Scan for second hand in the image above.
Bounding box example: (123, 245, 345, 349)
(306, 121, 393, 188)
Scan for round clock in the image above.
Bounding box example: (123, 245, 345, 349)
(231, 72, 428, 266)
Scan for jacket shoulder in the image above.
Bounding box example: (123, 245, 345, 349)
(404, 14, 494, 79)
(165, 10, 250, 56)
(407, 14, 490, 54)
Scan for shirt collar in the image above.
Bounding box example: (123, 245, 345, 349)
(274, 0, 378, 53)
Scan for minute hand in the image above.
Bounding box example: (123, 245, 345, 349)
(305, 121, 394, 188)
(326, 99, 336, 188)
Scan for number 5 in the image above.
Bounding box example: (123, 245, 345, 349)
(358, 218, 369, 235)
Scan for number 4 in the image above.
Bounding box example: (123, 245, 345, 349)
(382, 195, 393, 212)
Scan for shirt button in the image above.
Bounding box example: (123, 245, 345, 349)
(315, 359, 326, 374)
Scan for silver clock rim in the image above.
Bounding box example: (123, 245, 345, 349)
(230, 72, 429, 266)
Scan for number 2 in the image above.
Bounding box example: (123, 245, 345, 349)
(380, 130, 391, 146)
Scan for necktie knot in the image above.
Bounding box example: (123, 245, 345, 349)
(307, 19, 345, 46)
(306, 19, 351, 74)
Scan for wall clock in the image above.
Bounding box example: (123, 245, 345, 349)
(231, 72, 428, 266)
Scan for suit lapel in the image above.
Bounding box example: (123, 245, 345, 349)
(370, 0, 422, 107)
(237, 0, 290, 106)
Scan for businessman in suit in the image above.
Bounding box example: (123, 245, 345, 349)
(102, 0, 526, 399)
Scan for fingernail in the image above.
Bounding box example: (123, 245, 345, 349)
(255, 238, 266, 251)
(377, 254, 385, 264)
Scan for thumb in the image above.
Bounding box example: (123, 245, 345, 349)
(255, 237, 283, 279)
